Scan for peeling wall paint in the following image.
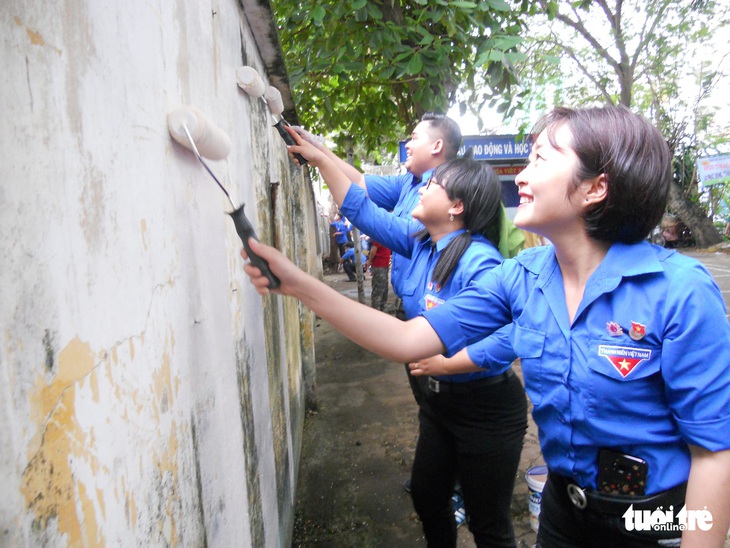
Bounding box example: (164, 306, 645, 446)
(0, 1, 319, 546)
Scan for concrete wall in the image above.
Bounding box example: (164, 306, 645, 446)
(0, 1, 319, 545)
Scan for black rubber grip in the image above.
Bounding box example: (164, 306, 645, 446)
(228, 205, 281, 289)
(273, 119, 308, 165)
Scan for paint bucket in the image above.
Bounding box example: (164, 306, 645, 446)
(526, 465, 548, 532)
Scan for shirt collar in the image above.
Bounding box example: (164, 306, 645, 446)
(415, 168, 434, 186)
(428, 229, 467, 253)
(515, 240, 666, 289)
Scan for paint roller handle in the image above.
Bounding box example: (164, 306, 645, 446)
(273, 119, 308, 166)
(228, 206, 281, 289)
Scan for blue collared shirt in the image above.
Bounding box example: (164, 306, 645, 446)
(341, 183, 516, 382)
(363, 170, 433, 298)
(422, 241, 730, 493)
(330, 219, 352, 244)
(341, 247, 366, 264)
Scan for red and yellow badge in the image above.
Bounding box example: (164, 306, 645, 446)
(629, 321, 646, 341)
(424, 294, 445, 310)
(598, 345, 652, 378)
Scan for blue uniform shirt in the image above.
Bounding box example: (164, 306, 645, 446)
(330, 219, 352, 244)
(341, 247, 366, 264)
(341, 183, 516, 382)
(421, 242, 730, 493)
(363, 170, 433, 298)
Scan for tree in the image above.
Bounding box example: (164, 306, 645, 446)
(273, 0, 534, 160)
(513, 0, 729, 247)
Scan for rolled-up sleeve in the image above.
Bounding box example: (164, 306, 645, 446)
(421, 266, 513, 355)
(661, 260, 730, 451)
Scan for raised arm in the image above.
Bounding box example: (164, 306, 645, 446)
(290, 126, 366, 190)
(242, 238, 445, 362)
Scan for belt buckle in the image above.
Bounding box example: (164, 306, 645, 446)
(567, 483, 588, 509)
(428, 377, 440, 393)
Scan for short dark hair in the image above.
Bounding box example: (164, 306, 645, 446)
(421, 112, 462, 161)
(533, 105, 671, 244)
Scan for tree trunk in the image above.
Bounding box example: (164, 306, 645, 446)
(667, 182, 723, 248)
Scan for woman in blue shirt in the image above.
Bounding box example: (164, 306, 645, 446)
(297, 146, 526, 546)
(341, 157, 527, 546)
(241, 105, 730, 547)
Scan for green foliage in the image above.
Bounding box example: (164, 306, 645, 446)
(274, 0, 531, 158)
(511, 0, 729, 200)
(513, 0, 727, 113)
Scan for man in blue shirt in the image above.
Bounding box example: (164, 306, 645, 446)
(297, 113, 462, 303)
(339, 242, 366, 282)
(329, 213, 352, 258)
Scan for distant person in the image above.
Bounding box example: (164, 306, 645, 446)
(242, 105, 730, 547)
(365, 240, 391, 311)
(330, 213, 352, 258)
(359, 233, 372, 254)
(339, 242, 365, 282)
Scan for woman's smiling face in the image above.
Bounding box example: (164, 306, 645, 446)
(411, 176, 454, 227)
(514, 124, 587, 238)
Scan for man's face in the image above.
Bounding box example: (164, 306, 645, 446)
(404, 121, 440, 177)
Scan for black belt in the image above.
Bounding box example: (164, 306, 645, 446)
(427, 368, 515, 394)
(549, 471, 687, 516)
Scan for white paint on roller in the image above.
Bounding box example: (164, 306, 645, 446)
(167, 106, 231, 161)
(236, 66, 266, 98)
(264, 86, 285, 116)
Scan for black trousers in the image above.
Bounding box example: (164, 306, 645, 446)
(410, 372, 527, 547)
(536, 473, 682, 547)
(342, 260, 357, 280)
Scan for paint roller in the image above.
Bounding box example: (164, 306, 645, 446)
(236, 66, 308, 165)
(167, 105, 280, 288)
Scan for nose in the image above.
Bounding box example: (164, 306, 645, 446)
(514, 164, 529, 186)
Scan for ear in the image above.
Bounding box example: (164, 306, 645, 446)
(430, 138, 444, 156)
(583, 173, 608, 205)
(448, 199, 465, 217)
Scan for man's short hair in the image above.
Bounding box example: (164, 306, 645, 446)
(421, 112, 462, 161)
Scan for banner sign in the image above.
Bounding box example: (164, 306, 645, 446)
(399, 134, 532, 163)
(697, 154, 730, 186)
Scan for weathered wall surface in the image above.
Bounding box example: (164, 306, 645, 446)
(0, 1, 318, 546)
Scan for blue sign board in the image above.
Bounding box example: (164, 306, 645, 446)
(399, 134, 532, 163)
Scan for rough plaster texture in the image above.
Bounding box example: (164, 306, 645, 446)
(0, 1, 318, 546)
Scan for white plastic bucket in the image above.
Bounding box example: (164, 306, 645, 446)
(526, 465, 548, 532)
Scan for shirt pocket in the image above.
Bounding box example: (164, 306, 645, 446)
(512, 323, 546, 405)
(400, 278, 419, 316)
(585, 340, 663, 420)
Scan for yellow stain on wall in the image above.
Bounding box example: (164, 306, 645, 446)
(153, 426, 181, 545)
(14, 16, 62, 56)
(152, 333, 176, 417)
(21, 337, 103, 546)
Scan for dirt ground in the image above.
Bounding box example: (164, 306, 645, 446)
(292, 272, 544, 547)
